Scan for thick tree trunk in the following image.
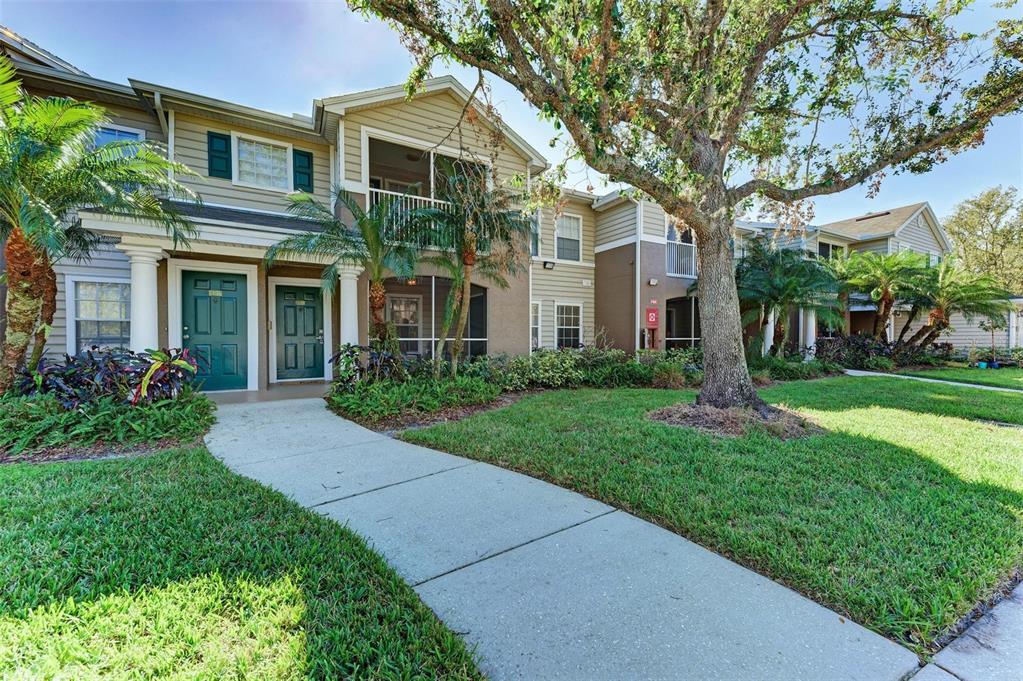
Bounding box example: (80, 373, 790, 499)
(894, 305, 920, 349)
(771, 313, 786, 358)
(693, 211, 762, 409)
(0, 228, 44, 394)
(448, 261, 474, 377)
(368, 279, 387, 341)
(873, 292, 893, 339)
(28, 258, 57, 371)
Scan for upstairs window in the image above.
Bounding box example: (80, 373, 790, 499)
(234, 134, 291, 191)
(555, 214, 582, 261)
(94, 125, 144, 146)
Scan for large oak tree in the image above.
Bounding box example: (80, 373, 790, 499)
(353, 0, 1023, 407)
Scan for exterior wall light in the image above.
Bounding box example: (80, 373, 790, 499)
(543, 261, 556, 270)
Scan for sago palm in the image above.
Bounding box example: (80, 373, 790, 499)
(735, 237, 843, 356)
(900, 259, 1012, 351)
(265, 187, 429, 340)
(0, 55, 199, 392)
(843, 250, 927, 339)
(415, 165, 531, 375)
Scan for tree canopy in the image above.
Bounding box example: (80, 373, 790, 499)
(944, 185, 1023, 296)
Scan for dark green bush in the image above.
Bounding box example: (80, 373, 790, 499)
(863, 356, 896, 372)
(749, 356, 843, 381)
(328, 376, 500, 423)
(0, 388, 215, 458)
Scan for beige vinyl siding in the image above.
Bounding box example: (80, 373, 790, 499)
(172, 112, 331, 213)
(892, 212, 948, 258)
(595, 201, 636, 246)
(850, 238, 890, 255)
(342, 92, 529, 186)
(101, 103, 166, 144)
(641, 200, 665, 239)
(531, 264, 596, 348)
(48, 241, 131, 359)
(537, 196, 596, 263)
(895, 311, 1014, 350)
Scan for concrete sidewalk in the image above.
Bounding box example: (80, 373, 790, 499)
(207, 398, 920, 680)
(844, 369, 1023, 393)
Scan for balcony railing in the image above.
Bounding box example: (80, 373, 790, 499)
(666, 240, 698, 278)
(369, 187, 456, 249)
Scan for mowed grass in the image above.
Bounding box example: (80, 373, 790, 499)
(404, 376, 1023, 651)
(899, 366, 1023, 391)
(0, 448, 481, 680)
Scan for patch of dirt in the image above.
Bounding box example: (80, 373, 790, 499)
(0, 436, 203, 466)
(339, 391, 535, 435)
(649, 403, 824, 440)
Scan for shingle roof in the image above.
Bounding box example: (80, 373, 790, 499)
(818, 202, 927, 240)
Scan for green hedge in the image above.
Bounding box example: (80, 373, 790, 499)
(328, 376, 500, 423)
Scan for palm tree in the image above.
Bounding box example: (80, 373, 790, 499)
(265, 187, 429, 341)
(416, 164, 532, 375)
(843, 250, 927, 339)
(0, 55, 199, 392)
(899, 259, 1012, 352)
(735, 236, 844, 356)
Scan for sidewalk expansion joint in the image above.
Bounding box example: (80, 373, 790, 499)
(412, 508, 619, 587)
(307, 462, 477, 509)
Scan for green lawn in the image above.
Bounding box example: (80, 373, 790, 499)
(404, 376, 1023, 651)
(899, 366, 1023, 391)
(0, 448, 481, 679)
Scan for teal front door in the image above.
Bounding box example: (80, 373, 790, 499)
(275, 285, 324, 380)
(182, 271, 247, 391)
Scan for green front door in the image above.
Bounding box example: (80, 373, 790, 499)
(275, 285, 324, 380)
(182, 271, 247, 391)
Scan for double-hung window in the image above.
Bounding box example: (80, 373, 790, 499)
(70, 278, 131, 353)
(555, 214, 582, 261)
(94, 125, 144, 147)
(556, 304, 582, 349)
(386, 295, 421, 355)
(235, 135, 291, 191)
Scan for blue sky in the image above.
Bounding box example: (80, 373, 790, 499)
(3, 0, 1020, 224)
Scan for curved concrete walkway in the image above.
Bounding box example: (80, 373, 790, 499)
(844, 368, 1023, 393)
(206, 398, 920, 680)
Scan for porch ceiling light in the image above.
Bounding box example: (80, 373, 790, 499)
(543, 261, 556, 270)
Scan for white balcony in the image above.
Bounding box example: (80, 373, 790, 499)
(666, 240, 698, 278)
(368, 187, 456, 249)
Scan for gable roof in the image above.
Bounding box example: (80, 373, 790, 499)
(322, 75, 549, 172)
(0, 25, 87, 76)
(818, 202, 952, 251)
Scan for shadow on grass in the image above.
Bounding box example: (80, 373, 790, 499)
(403, 386, 1023, 650)
(0, 448, 481, 679)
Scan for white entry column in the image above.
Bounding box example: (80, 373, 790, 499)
(116, 243, 165, 353)
(802, 308, 817, 357)
(338, 264, 363, 346)
(762, 309, 776, 356)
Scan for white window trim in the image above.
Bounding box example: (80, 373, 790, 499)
(385, 293, 424, 353)
(530, 300, 542, 351)
(167, 259, 259, 392)
(97, 123, 146, 141)
(64, 274, 132, 355)
(554, 212, 584, 263)
(554, 300, 584, 348)
(230, 131, 294, 193)
(267, 277, 333, 384)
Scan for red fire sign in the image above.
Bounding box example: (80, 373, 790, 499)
(645, 306, 659, 328)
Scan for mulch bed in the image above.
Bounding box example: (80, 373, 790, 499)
(649, 403, 824, 440)
(0, 436, 203, 466)
(343, 392, 535, 434)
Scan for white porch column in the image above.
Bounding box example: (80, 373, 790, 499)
(1008, 309, 1017, 349)
(886, 316, 895, 343)
(802, 308, 817, 357)
(116, 244, 165, 352)
(338, 264, 363, 346)
(762, 309, 776, 356)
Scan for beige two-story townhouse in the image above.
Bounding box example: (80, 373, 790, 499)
(2, 28, 613, 394)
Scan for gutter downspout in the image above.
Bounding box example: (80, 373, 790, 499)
(635, 200, 643, 351)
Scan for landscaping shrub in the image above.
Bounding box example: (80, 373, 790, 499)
(651, 361, 687, 389)
(328, 376, 500, 423)
(749, 355, 842, 381)
(18, 347, 199, 407)
(0, 387, 215, 458)
(499, 349, 584, 391)
(864, 356, 896, 372)
(815, 334, 892, 369)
